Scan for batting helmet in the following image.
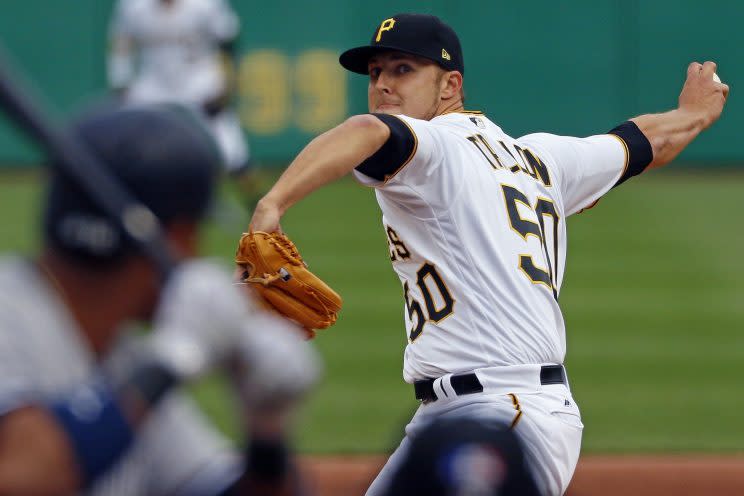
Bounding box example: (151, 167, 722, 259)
(43, 105, 221, 265)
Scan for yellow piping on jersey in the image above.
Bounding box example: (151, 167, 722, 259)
(382, 115, 419, 184)
(577, 133, 629, 215)
(508, 393, 523, 429)
(440, 109, 484, 116)
(577, 199, 601, 214)
(606, 133, 630, 182)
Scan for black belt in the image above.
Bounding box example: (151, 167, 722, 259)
(414, 365, 567, 403)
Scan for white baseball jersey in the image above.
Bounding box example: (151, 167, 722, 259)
(109, 0, 239, 104)
(0, 257, 240, 495)
(354, 111, 634, 383)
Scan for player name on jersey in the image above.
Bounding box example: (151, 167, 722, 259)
(466, 131, 551, 187)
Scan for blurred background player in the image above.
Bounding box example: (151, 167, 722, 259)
(0, 105, 318, 495)
(107, 0, 250, 176)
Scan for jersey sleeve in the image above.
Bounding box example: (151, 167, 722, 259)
(353, 114, 463, 207)
(353, 113, 434, 184)
(519, 121, 652, 216)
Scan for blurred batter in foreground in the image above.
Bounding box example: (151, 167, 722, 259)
(0, 106, 318, 495)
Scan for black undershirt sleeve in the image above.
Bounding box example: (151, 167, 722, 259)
(355, 113, 416, 181)
(607, 121, 654, 187)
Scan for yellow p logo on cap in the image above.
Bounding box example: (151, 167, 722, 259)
(375, 18, 396, 42)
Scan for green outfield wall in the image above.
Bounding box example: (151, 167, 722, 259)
(1, 0, 741, 165)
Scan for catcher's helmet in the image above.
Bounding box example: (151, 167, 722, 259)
(44, 105, 221, 265)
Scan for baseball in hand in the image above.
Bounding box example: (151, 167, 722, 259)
(713, 73, 721, 83)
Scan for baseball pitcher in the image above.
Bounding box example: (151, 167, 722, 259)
(248, 13, 728, 496)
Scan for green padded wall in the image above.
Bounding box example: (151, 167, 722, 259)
(0, 1, 740, 165)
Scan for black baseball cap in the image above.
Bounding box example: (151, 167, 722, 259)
(339, 13, 464, 76)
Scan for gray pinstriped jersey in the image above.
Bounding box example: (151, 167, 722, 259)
(0, 257, 240, 495)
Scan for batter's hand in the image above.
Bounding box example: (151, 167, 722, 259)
(679, 61, 729, 130)
(250, 197, 283, 233)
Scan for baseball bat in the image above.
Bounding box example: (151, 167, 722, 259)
(0, 47, 175, 279)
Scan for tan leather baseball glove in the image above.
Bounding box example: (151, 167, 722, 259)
(235, 231, 342, 337)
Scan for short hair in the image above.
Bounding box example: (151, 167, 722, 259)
(43, 105, 221, 266)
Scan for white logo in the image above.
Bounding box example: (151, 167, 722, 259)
(59, 214, 119, 254)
